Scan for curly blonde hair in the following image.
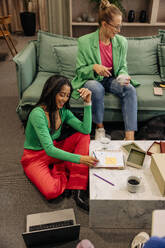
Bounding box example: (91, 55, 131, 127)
(98, 0, 122, 26)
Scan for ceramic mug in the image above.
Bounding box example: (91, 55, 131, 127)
(127, 176, 142, 193)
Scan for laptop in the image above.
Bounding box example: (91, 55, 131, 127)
(22, 208, 80, 247)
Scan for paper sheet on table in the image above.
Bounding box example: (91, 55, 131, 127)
(94, 150, 124, 169)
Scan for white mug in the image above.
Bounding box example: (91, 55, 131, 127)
(127, 175, 142, 193)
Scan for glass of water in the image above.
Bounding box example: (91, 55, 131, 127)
(116, 74, 130, 86)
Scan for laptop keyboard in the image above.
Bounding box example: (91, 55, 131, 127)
(29, 219, 74, 232)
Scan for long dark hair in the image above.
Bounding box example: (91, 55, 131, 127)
(25, 75, 72, 133)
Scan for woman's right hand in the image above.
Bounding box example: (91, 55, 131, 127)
(80, 155, 99, 167)
(93, 64, 112, 77)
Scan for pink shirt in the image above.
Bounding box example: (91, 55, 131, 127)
(99, 40, 113, 69)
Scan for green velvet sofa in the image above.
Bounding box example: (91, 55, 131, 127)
(13, 30, 165, 123)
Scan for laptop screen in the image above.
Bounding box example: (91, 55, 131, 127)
(22, 224, 80, 247)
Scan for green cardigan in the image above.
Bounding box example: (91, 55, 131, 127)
(71, 29, 140, 99)
(24, 106, 92, 164)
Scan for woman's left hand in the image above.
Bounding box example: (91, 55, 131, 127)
(78, 88, 92, 103)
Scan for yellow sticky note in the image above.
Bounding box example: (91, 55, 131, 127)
(105, 157, 117, 165)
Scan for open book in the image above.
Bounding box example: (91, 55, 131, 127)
(94, 150, 125, 169)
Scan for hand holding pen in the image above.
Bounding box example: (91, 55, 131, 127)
(80, 155, 99, 167)
(93, 151, 98, 159)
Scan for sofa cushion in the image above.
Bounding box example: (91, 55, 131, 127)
(159, 29, 165, 43)
(52, 45, 78, 80)
(158, 43, 165, 81)
(21, 72, 54, 106)
(127, 35, 161, 75)
(37, 30, 77, 73)
(21, 73, 164, 112)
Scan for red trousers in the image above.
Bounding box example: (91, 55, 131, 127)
(21, 132, 90, 200)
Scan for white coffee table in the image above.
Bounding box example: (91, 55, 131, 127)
(89, 140, 165, 229)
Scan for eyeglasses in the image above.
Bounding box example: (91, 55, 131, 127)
(107, 22, 122, 30)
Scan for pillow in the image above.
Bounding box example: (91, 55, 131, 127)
(159, 29, 165, 43)
(158, 43, 165, 81)
(37, 30, 77, 73)
(127, 35, 161, 75)
(52, 45, 78, 80)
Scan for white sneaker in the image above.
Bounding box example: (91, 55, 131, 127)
(131, 232, 150, 248)
(95, 128, 105, 140)
(76, 239, 95, 248)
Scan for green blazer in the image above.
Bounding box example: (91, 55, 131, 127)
(71, 29, 140, 99)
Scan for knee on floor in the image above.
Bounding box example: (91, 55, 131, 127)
(41, 180, 66, 200)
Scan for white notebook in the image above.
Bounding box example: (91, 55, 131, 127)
(93, 150, 125, 169)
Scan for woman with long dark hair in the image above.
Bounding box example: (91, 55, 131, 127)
(21, 75, 98, 211)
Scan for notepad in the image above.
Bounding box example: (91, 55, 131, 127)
(94, 150, 125, 169)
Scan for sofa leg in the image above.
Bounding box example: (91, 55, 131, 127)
(125, 131, 134, 140)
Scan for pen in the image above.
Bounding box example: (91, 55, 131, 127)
(93, 173, 115, 186)
(93, 151, 98, 159)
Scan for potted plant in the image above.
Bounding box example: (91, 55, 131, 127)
(20, 0, 36, 36)
(91, 0, 126, 17)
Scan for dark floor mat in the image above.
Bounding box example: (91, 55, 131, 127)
(136, 115, 165, 140)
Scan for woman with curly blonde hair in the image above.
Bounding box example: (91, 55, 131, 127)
(72, 0, 139, 141)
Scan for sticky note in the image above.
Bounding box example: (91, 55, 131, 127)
(105, 157, 117, 165)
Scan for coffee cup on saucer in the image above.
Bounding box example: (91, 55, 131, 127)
(127, 175, 142, 193)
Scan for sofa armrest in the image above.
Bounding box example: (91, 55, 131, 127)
(13, 40, 37, 99)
